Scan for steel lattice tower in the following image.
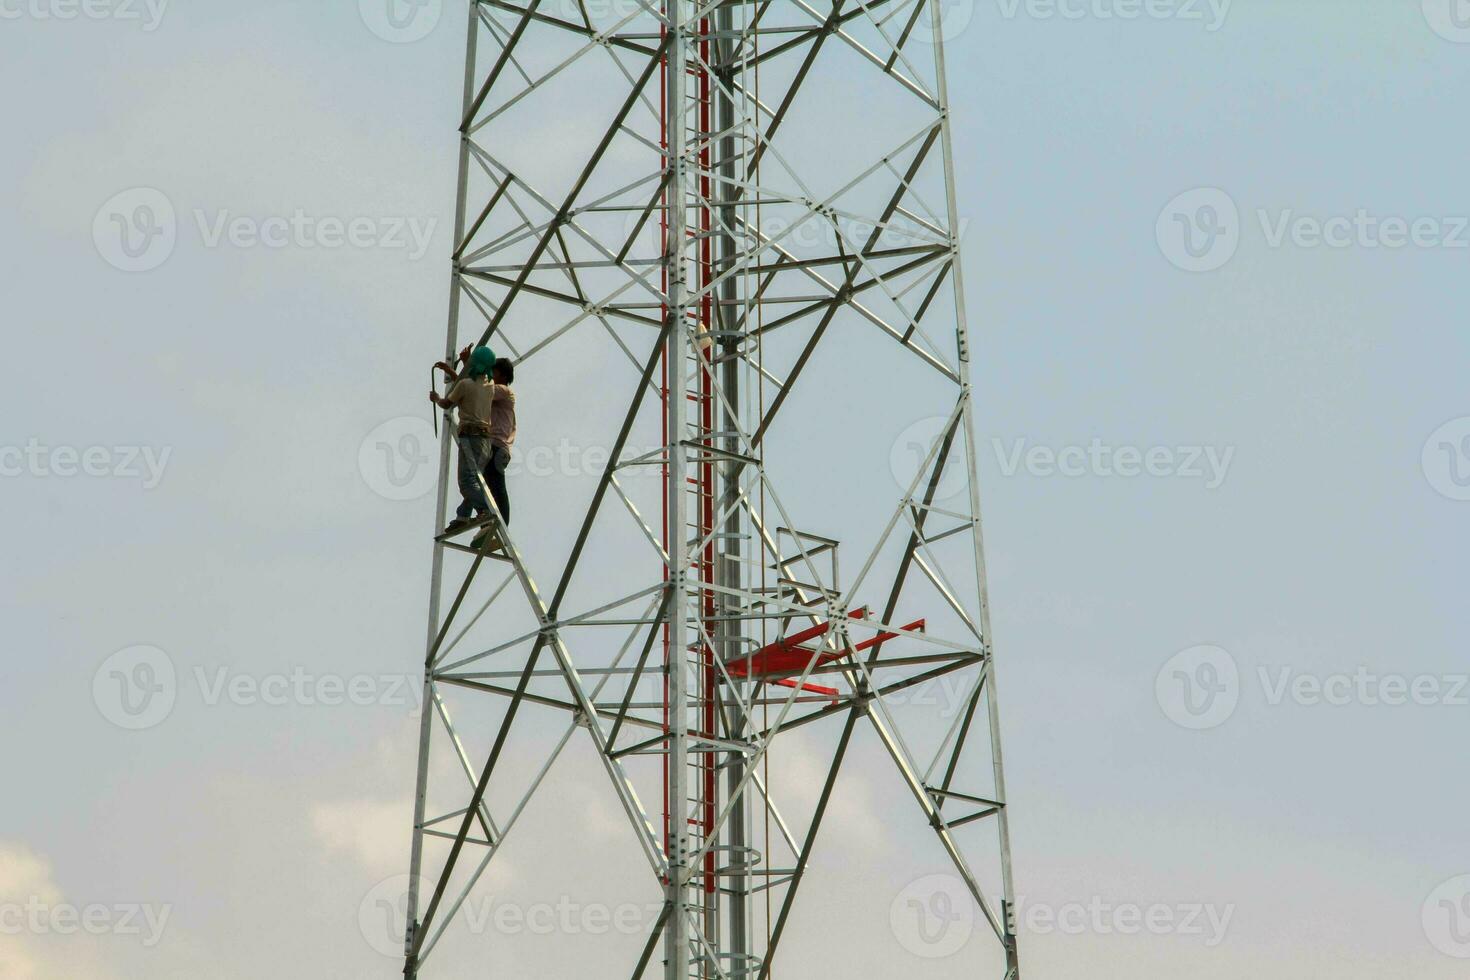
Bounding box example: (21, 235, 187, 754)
(404, 3, 1022, 978)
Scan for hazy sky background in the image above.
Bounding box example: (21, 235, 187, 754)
(3, 1, 1469, 977)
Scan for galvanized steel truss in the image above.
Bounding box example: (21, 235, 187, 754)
(404, 3, 1022, 978)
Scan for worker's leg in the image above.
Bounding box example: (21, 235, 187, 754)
(455, 436, 492, 519)
(485, 444, 511, 525)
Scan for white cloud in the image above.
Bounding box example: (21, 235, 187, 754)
(310, 798, 411, 877)
(0, 842, 121, 980)
(0, 844, 63, 906)
(765, 727, 887, 854)
(0, 843, 63, 980)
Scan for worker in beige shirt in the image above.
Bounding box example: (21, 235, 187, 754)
(430, 346, 517, 535)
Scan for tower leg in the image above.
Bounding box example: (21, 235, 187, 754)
(404, 5, 480, 976)
(664, 6, 693, 977)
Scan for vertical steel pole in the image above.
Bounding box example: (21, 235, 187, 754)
(405, 4, 480, 976)
(927, 2, 1021, 976)
(664, 3, 693, 978)
(713, 4, 752, 975)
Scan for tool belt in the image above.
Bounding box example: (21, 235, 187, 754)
(457, 422, 492, 438)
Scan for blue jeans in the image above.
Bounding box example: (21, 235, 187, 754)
(455, 436, 511, 524)
(455, 436, 491, 520)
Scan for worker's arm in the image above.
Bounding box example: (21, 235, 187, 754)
(433, 345, 474, 382)
(431, 378, 468, 410)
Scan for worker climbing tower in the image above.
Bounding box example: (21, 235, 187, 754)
(403, 3, 1022, 978)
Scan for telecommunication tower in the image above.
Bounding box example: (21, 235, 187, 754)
(404, 3, 1023, 978)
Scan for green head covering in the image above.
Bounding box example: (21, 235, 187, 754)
(468, 346, 498, 378)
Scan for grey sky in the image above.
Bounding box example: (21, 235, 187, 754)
(3, 1, 1468, 977)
